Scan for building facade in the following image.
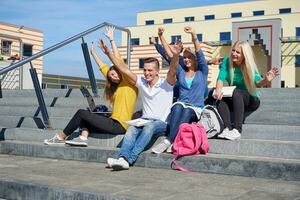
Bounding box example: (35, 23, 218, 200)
(119, 0, 300, 87)
(0, 22, 43, 89)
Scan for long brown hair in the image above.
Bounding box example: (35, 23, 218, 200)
(104, 66, 122, 106)
(229, 41, 260, 95)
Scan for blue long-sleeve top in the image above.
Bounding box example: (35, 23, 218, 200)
(176, 49, 208, 108)
(154, 44, 208, 102)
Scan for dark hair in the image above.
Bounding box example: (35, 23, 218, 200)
(104, 66, 122, 106)
(143, 57, 160, 69)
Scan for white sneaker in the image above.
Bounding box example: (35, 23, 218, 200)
(223, 129, 241, 140)
(151, 138, 171, 154)
(106, 157, 118, 168)
(166, 144, 173, 153)
(44, 134, 65, 145)
(218, 128, 230, 139)
(111, 157, 129, 170)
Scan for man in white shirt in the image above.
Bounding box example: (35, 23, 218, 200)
(99, 39, 182, 170)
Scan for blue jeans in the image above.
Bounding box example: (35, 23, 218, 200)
(116, 120, 167, 165)
(167, 104, 197, 142)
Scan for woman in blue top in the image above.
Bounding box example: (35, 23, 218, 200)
(152, 26, 208, 154)
(213, 40, 279, 140)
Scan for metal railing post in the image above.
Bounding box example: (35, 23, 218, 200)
(0, 79, 2, 98)
(81, 37, 98, 96)
(29, 62, 51, 128)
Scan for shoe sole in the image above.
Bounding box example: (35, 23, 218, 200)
(65, 141, 88, 147)
(111, 164, 129, 171)
(44, 141, 65, 145)
(223, 135, 241, 140)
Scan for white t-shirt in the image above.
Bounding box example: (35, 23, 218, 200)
(136, 76, 174, 122)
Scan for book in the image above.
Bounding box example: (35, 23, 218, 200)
(213, 86, 236, 97)
(125, 118, 153, 127)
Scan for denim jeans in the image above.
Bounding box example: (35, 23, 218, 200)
(167, 104, 197, 142)
(116, 120, 167, 165)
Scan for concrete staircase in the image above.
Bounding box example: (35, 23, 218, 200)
(0, 88, 300, 199)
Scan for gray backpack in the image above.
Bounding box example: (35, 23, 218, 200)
(198, 105, 224, 138)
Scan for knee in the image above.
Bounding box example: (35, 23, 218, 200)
(76, 109, 88, 117)
(171, 104, 184, 114)
(124, 126, 139, 139)
(182, 108, 195, 120)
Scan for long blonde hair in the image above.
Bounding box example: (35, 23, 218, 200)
(229, 41, 260, 95)
(104, 66, 122, 106)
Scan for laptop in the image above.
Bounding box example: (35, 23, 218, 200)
(80, 86, 112, 115)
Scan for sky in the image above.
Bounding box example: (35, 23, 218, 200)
(1, 0, 252, 79)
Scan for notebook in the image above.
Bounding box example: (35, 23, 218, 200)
(125, 118, 153, 127)
(213, 86, 236, 98)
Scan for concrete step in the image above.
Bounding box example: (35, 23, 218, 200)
(1, 89, 104, 98)
(0, 141, 299, 181)
(1, 155, 299, 200)
(257, 88, 300, 99)
(245, 111, 300, 125)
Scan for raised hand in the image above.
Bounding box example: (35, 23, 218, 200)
(158, 27, 165, 36)
(104, 26, 115, 41)
(98, 39, 110, 55)
(184, 26, 195, 34)
(150, 36, 157, 45)
(209, 56, 223, 65)
(264, 67, 279, 82)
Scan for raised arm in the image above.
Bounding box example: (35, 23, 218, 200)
(158, 27, 174, 58)
(98, 39, 137, 85)
(104, 26, 121, 58)
(256, 67, 279, 87)
(184, 26, 201, 52)
(90, 42, 105, 69)
(166, 41, 183, 85)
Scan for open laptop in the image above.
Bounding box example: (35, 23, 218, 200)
(80, 86, 112, 115)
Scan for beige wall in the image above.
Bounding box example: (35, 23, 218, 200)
(120, 0, 300, 88)
(0, 22, 43, 75)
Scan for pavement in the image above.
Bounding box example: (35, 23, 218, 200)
(0, 154, 299, 200)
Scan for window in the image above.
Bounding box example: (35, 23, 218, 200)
(231, 12, 242, 18)
(197, 34, 203, 42)
(42, 83, 47, 89)
(296, 55, 300, 67)
(279, 8, 291, 14)
(23, 44, 33, 57)
(171, 35, 181, 43)
(253, 10, 264, 16)
(205, 15, 215, 20)
(131, 38, 140, 46)
(220, 32, 231, 41)
(139, 59, 144, 69)
(1, 40, 12, 55)
(149, 37, 158, 44)
(185, 16, 195, 22)
(60, 84, 68, 89)
(163, 18, 173, 24)
(145, 20, 154, 25)
(296, 27, 300, 37)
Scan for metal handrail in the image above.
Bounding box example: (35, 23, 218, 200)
(0, 22, 132, 75)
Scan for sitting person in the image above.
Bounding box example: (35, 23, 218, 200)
(44, 26, 137, 146)
(99, 38, 182, 170)
(213, 40, 279, 140)
(152, 26, 208, 154)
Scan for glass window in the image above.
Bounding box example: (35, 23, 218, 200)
(131, 38, 140, 46)
(197, 34, 203, 42)
(149, 37, 158, 44)
(145, 20, 154, 25)
(23, 44, 33, 57)
(279, 8, 291, 14)
(1, 40, 12, 55)
(296, 55, 300, 67)
(205, 15, 215, 20)
(163, 18, 173, 24)
(296, 27, 300, 37)
(171, 35, 181, 43)
(231, 12, 242, 18)
(253, 10, 264, 16)
(139, 59, 144, 68)
(220, 32, 231, 41)
(185, 16, 195, 22)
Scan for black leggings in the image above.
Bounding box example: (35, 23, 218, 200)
(63, 109, 126, 136)
(216, 88, 260, 133)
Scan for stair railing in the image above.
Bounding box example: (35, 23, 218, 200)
(0, 22, 132, 128)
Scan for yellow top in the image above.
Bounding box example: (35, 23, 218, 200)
(99, 63, 138, 129)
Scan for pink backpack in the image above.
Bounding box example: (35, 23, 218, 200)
(172, 122, 209, 172)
